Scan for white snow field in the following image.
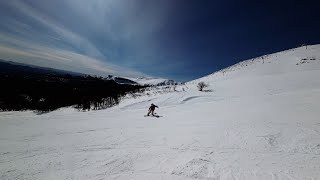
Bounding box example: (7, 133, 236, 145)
(1, 45, 320, 180)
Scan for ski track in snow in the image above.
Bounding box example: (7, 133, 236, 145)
(1, 45, 320, 179)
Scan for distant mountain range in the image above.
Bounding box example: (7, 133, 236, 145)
(0, 59, 84, 77)
(126, 77, 178, 86)
(0, 59, 177, 86)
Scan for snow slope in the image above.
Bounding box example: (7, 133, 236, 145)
(1, 45, 320, 179)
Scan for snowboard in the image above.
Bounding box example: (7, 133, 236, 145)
(144, 114, 161, 118)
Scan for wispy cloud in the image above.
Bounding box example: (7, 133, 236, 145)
(7, 0, 108, 58)
(0, 0, 182, 79)
(0, 32, 145, 77)
(0, 0, 155, 77)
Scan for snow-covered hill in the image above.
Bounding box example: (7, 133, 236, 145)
(191, 44, 320, 83)
(127, 77, 177, 86)
(1, 45, 320, 180)
(103, 75, 138, 85)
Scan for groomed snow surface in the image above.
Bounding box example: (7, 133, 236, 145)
(1, 45, 320, 180)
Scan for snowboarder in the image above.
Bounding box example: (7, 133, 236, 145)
(147, 103, 158, 116)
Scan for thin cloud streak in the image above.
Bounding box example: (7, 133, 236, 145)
(0, 0, 152, 78)
(0, 34, 146, 77)
(9, 0, 105, 59)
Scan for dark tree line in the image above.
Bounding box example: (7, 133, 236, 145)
(0, 73, 145, 112)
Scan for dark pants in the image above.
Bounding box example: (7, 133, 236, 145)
(147, 109, 155, 116)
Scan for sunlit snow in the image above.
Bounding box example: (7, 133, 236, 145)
(1, 45, 320, 179)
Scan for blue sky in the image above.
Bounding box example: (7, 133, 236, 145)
(0, 0, 319, 82)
